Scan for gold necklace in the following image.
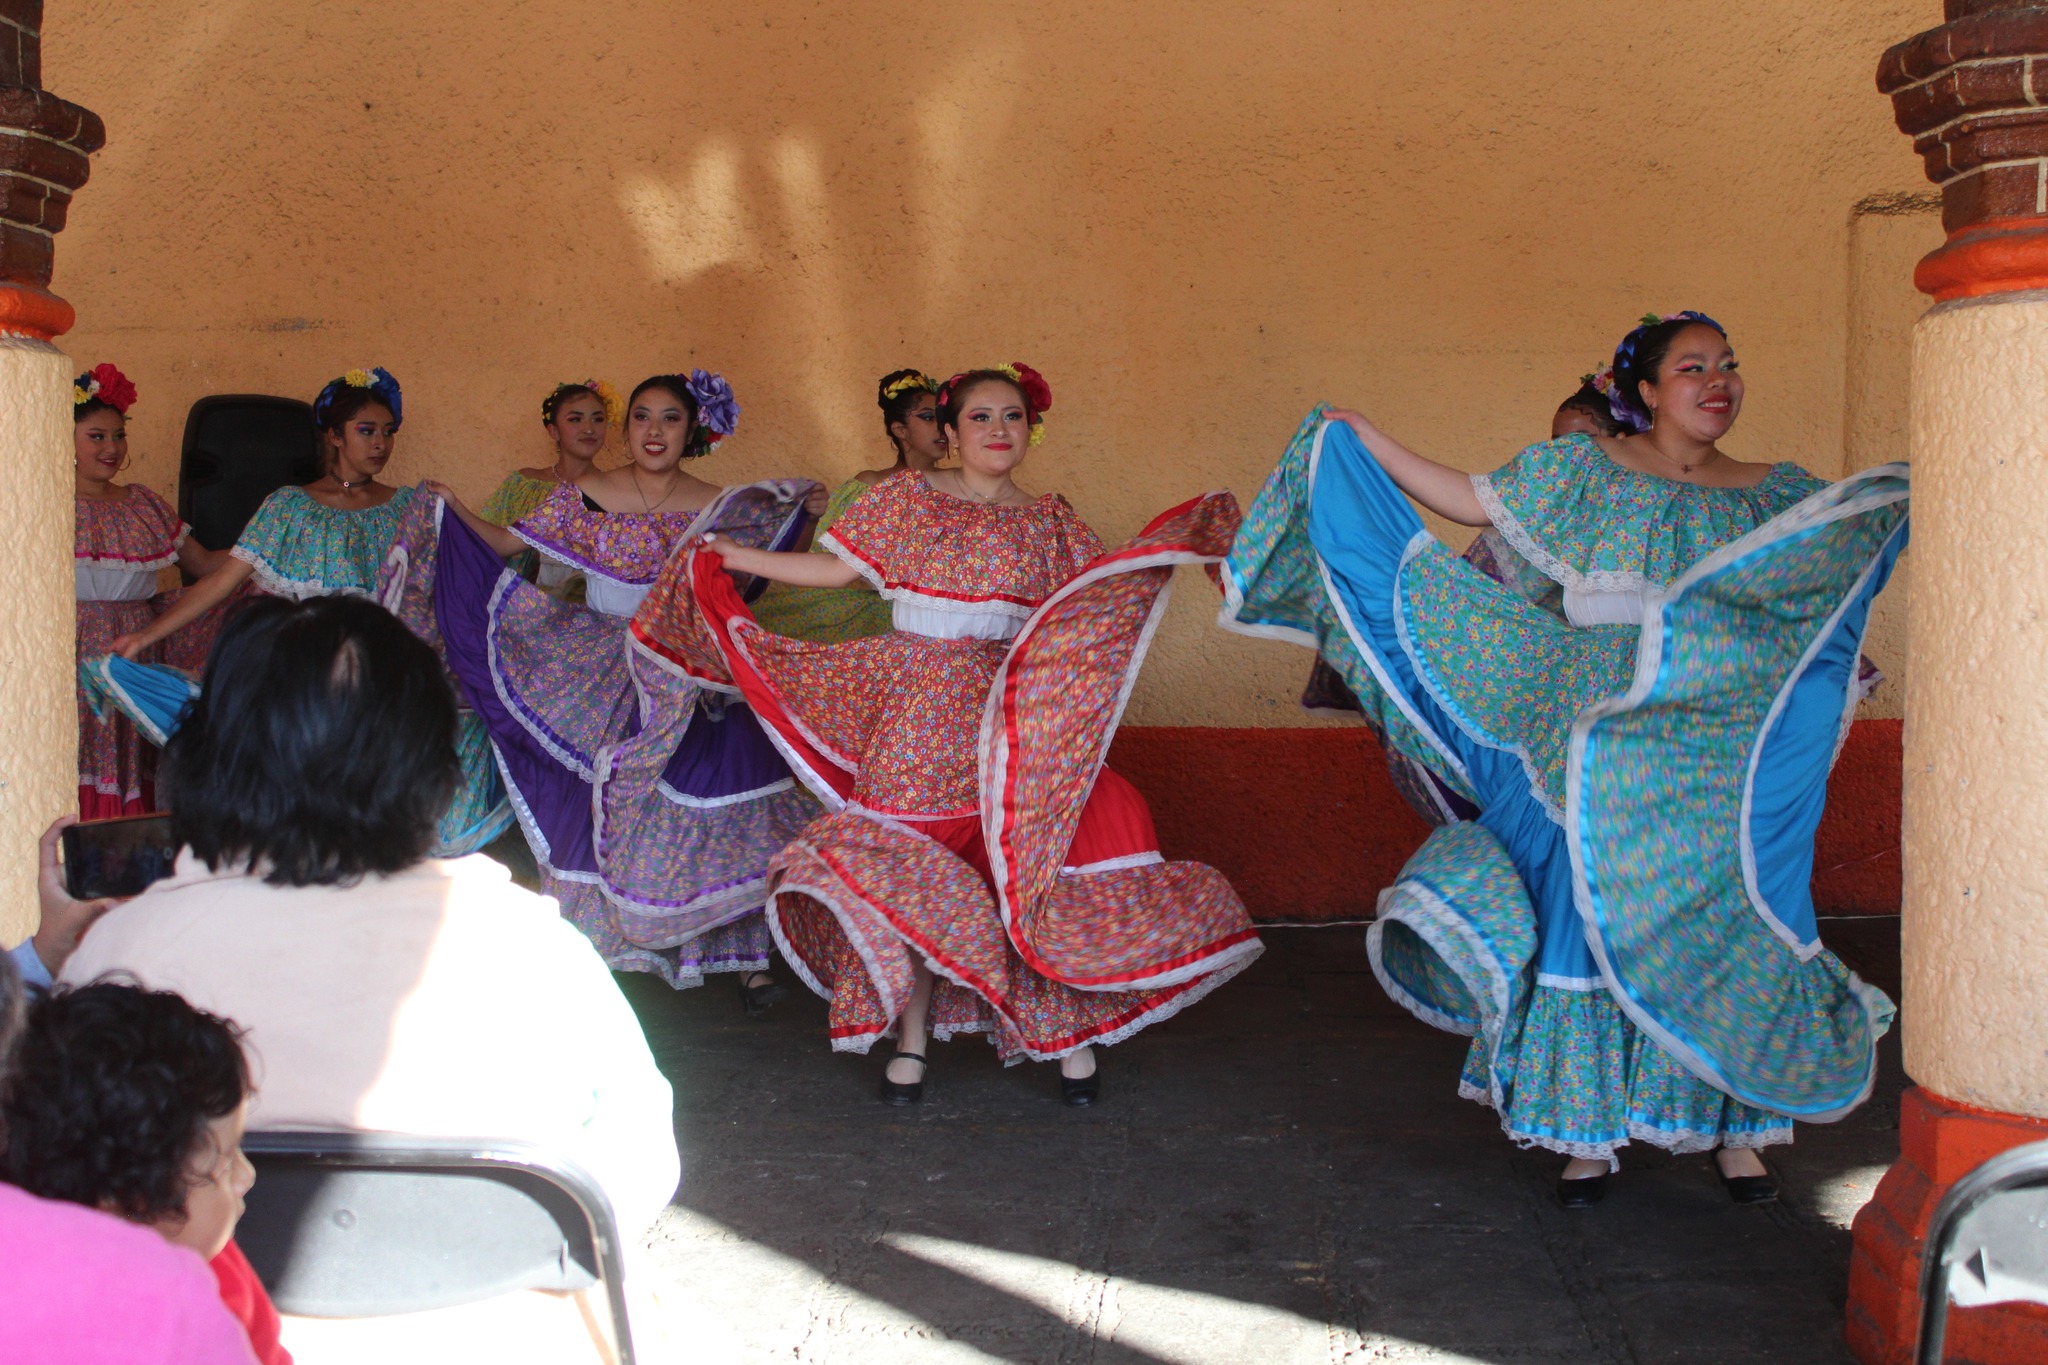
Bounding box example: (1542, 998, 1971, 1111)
(950, 469, 1014, 504)
(635, 467, 682, 513)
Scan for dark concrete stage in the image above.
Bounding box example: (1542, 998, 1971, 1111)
(616, 920, 1903, 1364)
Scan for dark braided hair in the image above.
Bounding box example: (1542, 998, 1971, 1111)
(876, 369, 939, 454)
(1555, 382, 1626, 436)
(541, 382, 601, 427)
(627, 375, 714, 460)
(0, 981, 248, 1225)
(1609, 311, 1727, 433)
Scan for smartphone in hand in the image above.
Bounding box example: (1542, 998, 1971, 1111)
(61, 814, 177, 901)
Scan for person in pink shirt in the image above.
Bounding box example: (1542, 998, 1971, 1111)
(0, 980, 287, 1364)
(0, 953, 258, 1365)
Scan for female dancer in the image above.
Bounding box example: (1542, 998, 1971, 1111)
(388, 371, 824, 1006)
(630, 364, 1262, 1104)
(751, 368, 948, 641)
(1221, 313, 1907, 1204)
(478, 379, 621, 596)
(72, 365, 229, 816)
(102, 368, 510, 855)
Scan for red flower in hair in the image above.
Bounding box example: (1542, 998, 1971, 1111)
(89, 363, 138, 415)
(1010, 362, 1052, 418)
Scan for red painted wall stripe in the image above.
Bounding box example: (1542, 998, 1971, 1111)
(1108, 719, 1903, 925)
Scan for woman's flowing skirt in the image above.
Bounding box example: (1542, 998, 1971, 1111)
(630, 493, 1264, 1059)
(1219, 410, 1908, 1163)
(379, 491, 822, 987)
(75, 599, 162, 817)
(73, 578, 264, 819)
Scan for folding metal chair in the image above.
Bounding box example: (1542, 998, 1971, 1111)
(1916, 1137, 2048, 1365)
(236, 1131, 636, 1365)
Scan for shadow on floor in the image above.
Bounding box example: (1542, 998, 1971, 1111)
(618, 919, 1904, 1365)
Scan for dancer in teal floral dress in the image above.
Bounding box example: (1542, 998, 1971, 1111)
(1220, 313, 1907, 1206)
(94, 368, 511, 856)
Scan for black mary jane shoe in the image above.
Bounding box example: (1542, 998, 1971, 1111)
(737, 973, 790, 1018)
(1555, 1173, 1609, 1209)
(1716, 1157, 1780, 1205)
(1059, 1062, 1101, 1108)
(879, 1052, 926, 1106)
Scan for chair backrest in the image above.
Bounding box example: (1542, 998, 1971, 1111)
(237, 1132, 634, 1362)
(178, 395, 321, 550)
(1916, 1137, 2048, 1364)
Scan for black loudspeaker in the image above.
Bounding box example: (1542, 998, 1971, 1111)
(178, 395, 321, 551)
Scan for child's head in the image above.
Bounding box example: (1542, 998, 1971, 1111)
(0, 982, 253, 1259)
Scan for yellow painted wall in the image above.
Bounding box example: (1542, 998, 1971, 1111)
(46, 0, 1935, 725)
(1904, 294, 2048, 1118)
(0, 339, 85, 944)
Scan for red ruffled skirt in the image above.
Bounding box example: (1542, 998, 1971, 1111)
(630, 493, 1263, 1059)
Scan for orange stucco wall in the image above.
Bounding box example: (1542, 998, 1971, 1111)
(44, 1, 1935, 732)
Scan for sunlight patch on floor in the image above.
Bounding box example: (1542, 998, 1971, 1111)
(1806, 1161, 1891, 1231)
(884, 1230, 1494, 1365)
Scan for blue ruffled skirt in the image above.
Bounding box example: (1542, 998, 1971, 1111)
(1221, 412, 1907, 1164)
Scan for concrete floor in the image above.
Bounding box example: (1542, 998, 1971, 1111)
(615, 919, 1905, 1365)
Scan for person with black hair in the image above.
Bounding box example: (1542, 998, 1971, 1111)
(58, 595, 680, 1246)
(1222, 312, 1907, 1208)
(0, 955, 261, 1364)
(1549, 373, 1628, 439)
(71, 362, 232, 818)
(87, 367, 510, 856)
(752, 367, 951, 642)
(388, 371, 824, 1008)
(0, 982, 288, 1363)
(476, 380, 623, 597)
(632, 363, 1262, 1107)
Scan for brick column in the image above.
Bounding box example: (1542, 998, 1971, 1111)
(1849, 6, 2048, 1362)
(0, 0, 104, 948)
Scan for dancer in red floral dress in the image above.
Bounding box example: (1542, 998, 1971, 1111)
(71, 364, 232, 816)
(630, 364, 1262, 1105)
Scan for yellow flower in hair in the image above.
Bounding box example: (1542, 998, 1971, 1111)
(342, 368, 374, 389)
(881, 372, 935, 400)
(993, 364, 1022, 384)
(72, 384, 91, 406)
(1029, 424, 1045, 447)
(588, 379, 624, 427)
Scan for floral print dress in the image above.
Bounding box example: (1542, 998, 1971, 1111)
(630, 471, 1264, 1060)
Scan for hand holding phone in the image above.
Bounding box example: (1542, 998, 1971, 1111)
(31, 816, 139, 980)
(60, 813, 178, 901)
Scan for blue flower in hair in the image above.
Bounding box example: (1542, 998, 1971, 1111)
(316, 366, 404, 428)
(686, 368, 739, 441)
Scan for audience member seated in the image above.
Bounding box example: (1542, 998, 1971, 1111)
(0, 953, 260, 1364)
(57, 595, 681, 1361)
(0, 981, 287, 1364)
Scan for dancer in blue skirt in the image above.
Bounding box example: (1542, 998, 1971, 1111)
(1221, 313, 1907, 1206)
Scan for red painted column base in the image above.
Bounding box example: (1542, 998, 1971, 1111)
(1847, 1086, 2048, 1364)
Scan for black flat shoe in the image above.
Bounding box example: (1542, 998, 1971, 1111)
(737, 973, 789, 1017)
(1059, 1065, 1100, 1108)
(880, 1052, 926, 1106)
(1718, 1169, 1779, 1205)
(1555, 1173, 1608, 1208)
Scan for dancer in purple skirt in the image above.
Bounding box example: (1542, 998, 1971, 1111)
(381, 371, 825, 1009)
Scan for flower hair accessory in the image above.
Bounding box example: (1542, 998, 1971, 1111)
(938, 362, 1054, 446)
(1607, 311, 1726, 433)
(880, 371, 938, 401)
(685, 368, 740, 443)
(73, 363, 138, 415)
(315, 366, 403, 428)
(542, 379, 623, 427)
